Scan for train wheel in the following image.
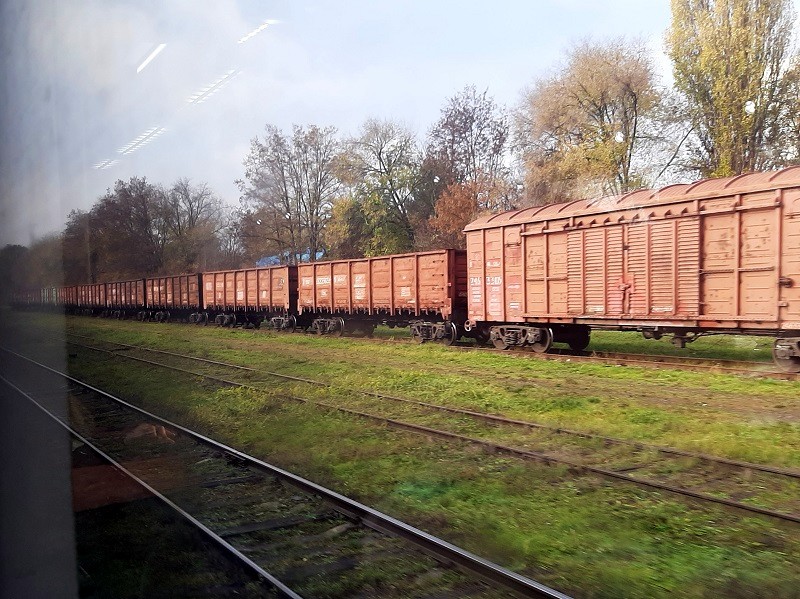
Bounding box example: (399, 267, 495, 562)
(773, 340, 800, 373)
(530, 327, 553, 353)
(412, 330, 425, 344)
(442, 322, 459, 346)
(474, 328, 491, 346)
(287, 315, 297, 333)
(332, 317, 346, 337)
(567, 328, 591, 351)
(492, 337, 510, 350)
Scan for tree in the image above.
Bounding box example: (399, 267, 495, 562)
(62, 209, 99, 283)
(775, 57, 800, 166)
(58, 178, 237, 280)
(516, 38, 662, 204)
(161, 179, 223, 272)
(22, 234, 63, 288)
(88, 177, 169, 278)
(238, 124, 340, 263)
(427, 85, 511, 188)
(324, 197, 368, 259)
(666, 0, 797, 176)
(428, 181, 481, 249)
(337, 119, 427, 254)
(426, 174, 524, 250)
(421, 85, 517, 246)
(0, 244, 31, 302)
(214, 206, 246, 269)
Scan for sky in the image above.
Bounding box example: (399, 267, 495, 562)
(0, 0, 793, 247)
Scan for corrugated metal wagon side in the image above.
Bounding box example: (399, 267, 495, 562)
(40, 287, 58, 307)
(464, 166, 800, 371)
(58, 286, 78, 310)
(143, 274, 202, 322)
(200, 266, 298, 328)
(297, 249, 467, 343)
(106, 279, 146, 318)
(10, 289, 43, 307)
(75, 283, 107, 314)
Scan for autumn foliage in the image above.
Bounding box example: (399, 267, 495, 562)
(429, 181, 481, 249)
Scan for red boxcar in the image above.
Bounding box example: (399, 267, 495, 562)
(297, 249, 467, 342)
(76, 283, 107, 309)
(58, 286, 78, 307)
(10, 289, 40, 305)
(145, 275, 202, 318)
(201, 266, 297, 328)
(107, 279, 145, 309)
(41, 287, 58, 305)
(464, 166, 800, 371)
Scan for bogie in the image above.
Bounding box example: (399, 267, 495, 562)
(409, 321, 458, 345)
(773, 338, 800, 373)
(488, 325, 553, 352)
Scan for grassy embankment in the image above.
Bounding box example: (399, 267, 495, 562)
(6, 312, 800, 599)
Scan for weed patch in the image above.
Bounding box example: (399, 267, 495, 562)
(5, 313, 800, 598)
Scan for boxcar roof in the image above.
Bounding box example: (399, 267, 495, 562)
(464, 165, 800, 231)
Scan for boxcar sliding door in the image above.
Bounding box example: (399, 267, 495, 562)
(781, 191, 800, 327)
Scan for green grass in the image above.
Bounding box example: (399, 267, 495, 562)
(575, 329, 775, 362)
(19, 312, 800, 466)
(371, 324, 777, 362)
(5, 312, 800, 598)
(76, 498, 272, 598)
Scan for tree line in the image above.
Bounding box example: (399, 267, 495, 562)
(238, 0, 800, 263)
(1, 177, 242, 295)
(3, 0, 799, 297)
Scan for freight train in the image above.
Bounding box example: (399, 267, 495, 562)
(14, 166, 800, 372)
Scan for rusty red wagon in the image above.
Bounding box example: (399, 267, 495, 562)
(464, 167, 800, 371)
(297, 249, 467, 342)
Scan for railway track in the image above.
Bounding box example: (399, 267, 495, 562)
(174, 316, 798, 379)
(58, 312, 795, 379)
(0, 347, 569, 599)
(4, 382, 285, 598)
(363, 332, 793, 379)
(469, 345, 795, 379)
(60, 334, 800, 526)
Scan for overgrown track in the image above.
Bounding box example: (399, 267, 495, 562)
(2, 378, 286, 598)
(0, 347, 569, 599)
(228, 325, 794, 380)
(61, 312, 796, 378)
(243, 319, 789, 378)
(468, 346, 797, 380)
(369, 335, 795, 380)
(63, 335, 800, 526)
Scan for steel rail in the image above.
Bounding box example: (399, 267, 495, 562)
(64, 333, 800, 480)
(49, 342, 800, 525)
(263, 327, 789, 377)
(64, 315, 794, 378)
(0, 374, 302, 599)
(0, 347, 572, 599)
(299, 329, 789, 377)
(447, 344, 797, 380)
